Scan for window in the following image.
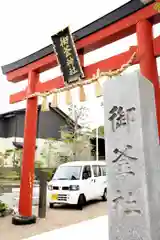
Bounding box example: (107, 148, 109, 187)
(53, 166, 82, 180)
(101, 166, 107, 176)
(92, 165, 101, 177)
(82, 165, 92, 179)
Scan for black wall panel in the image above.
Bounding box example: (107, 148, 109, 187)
(0, 119, 5, 137)
(38, 109, 68, 139)
(0, 108, 69, 139)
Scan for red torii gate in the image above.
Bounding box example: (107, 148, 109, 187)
(1, 0, 160, 223)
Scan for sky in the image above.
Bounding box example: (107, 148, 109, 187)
(0, 0, 159, 128)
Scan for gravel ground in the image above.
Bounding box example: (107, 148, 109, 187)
(0, 200, 107, 240)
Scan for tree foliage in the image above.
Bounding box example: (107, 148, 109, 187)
(68, 104, 89, 127)
(40, 138, 71, 167)
(40, 104, 92, 165)
(62, 104, 91, 161)
(92, 126, 104, 137)
(0, 149, 18, 167)
(60, 127, 91, 161)
(0, 200, 8, 214)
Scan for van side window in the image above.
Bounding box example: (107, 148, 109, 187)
(82, 165, 92, 179)
(92, 165, 101, 177)
(101, 166, 107, 176)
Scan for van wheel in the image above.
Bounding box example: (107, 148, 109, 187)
(77, 194, 86, 210)
(102, 188, 107, 201)
(49, 203, 55, 209)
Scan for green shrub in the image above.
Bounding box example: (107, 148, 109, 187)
(35, 160, 44, 168)
(43, 168, 57, 181)
(47, 168, 56, 181)
(0, 170, 20, 181)
(0, 201, 8, 212)
(35, 168, 57, 182)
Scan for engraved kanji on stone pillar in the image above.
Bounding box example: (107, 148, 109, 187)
(103, 71, 160, 240)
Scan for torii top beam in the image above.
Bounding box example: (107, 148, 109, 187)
(1, 0, 160, 105)
(1, 1, 159, 75)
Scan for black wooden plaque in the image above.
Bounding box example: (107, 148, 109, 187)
(51, 27, 84, 84)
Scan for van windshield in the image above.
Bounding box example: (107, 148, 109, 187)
(53, 166, 82, 180)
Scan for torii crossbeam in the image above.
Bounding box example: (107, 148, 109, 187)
(1, 0, 160, 224)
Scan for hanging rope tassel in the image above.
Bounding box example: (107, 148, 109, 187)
(41, 96, 49, 112)
(95, 80, 102, 97)
(65, 89, 72, 105)
(51, 93, 58, 108)
(79, 85, 86, 102)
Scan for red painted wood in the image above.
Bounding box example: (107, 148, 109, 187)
(84, 46, 138, 78)
(10, 89, 27, 103)
(76, 3, 158, 53)
(36, 76, 65, 93)
(154, 35, 160, 57)
(10, 35, 160, 104)
(18, 71, 38, 216)
(8, 46, 139, 104)
(10, 77, 64, 103)
(136, 20, 160, 139)
(7, 54, 57, 82)
(6, 2, 160, 83)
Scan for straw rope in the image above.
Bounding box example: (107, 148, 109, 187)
(25, 52, 136, 100)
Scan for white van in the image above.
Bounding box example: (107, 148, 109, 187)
(47, 161, 107, 210)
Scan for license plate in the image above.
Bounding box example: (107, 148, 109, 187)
(51, 194, 58, 201)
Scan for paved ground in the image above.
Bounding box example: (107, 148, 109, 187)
(25, 215, 108, 240)
(0, 200, 107, 240)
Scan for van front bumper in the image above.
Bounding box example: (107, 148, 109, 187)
(48, 190, 80, 205)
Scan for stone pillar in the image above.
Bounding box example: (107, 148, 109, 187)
(103, 71, 160, 240)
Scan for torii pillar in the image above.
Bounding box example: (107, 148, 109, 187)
(17, 71, 38, 223)
(136, 19, 160, 138)
(10, 71, 65, 224)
